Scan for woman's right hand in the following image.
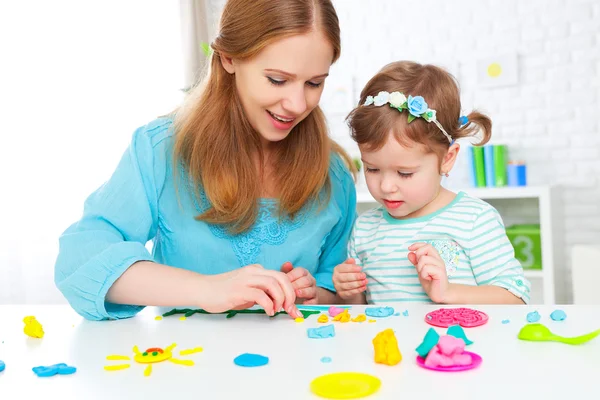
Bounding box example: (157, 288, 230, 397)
(200, 264, 302, 319)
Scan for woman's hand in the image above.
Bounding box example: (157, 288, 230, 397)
(201, 264, 302, 318)
(281, 262, 318, 304)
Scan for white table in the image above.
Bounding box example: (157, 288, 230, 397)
(0, 305, 599, 399)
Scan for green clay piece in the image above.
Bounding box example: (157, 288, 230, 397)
(447, 325, 474, 345)
(162, 308, 320, 320)
(415, 328, 440, 358)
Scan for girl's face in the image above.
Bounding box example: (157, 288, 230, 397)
(360, 131, 458, 219)
(221, 30, 333, 150)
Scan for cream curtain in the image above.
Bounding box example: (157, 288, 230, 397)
(179, 0, 213, 91)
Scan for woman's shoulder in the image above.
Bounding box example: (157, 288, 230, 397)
(328, 151, 354, 184)
(132, 115, 176, 149)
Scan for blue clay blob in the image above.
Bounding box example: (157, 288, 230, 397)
(526, 311, 541, 323)
(234, 353, 269, 367)
(320, 357, 332, 363)
(502, 319, 510, 324)
(32, 363, 76, 377)
(0, 360, 5, 373)
(307, 325, 335, 339)
(365, 306, 394, 318)
(550, 309, 567, 321)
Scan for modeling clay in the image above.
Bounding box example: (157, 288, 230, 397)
(320, 357, 332, 363)
(351, 314, 366, 322)
(328, 306, 345, 317)
(518, 323, 600, 345)
(365, 306, 394, 318)
(333, 309, 351, 322)
(154, 316, 162, 321)
(317, 314, 329, 323)
(425, 307, 488, 327)
(23, 316, 44, 338)
(415, 328, 440, 358)
(179, 316, 186, 321)
(298, 305, 350, 311)
(163, 308, 320, 319)
(106, 355, 130, 360)
(307, 325, 335, 339)
(180, 347, 203, 356)
(368, 319, 376, 323)
(104, 343, 197, 376)
(372, 329, 402, 366)
(402, 310, 409, 316)
(550, 310, 567, 321)
(311, 372, 381, 399)
(234, 353, 269, 367)
(527, 311, 541, 323)
(0, 360, 5, 373)
(424, 336, 473, 368)
(295, 317, 305, 323)
(447, 325, 473, 345)
(104, 364, 131, 371)
(502, 319, 510, 324)
(394, 313, 400, 316)
(32, 363, 76, 377)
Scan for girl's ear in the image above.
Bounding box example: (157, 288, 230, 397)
(441, 142, 460, 175)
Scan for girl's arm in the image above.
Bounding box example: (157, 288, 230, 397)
(444, 283, 525, 304)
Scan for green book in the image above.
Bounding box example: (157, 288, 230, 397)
(493, 145, 507, 186)
(472, 146, 486, 187)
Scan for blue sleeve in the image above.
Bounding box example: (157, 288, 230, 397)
(54, 119, 171, 320)
(315, 154, 357, 292)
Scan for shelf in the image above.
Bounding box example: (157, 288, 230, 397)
(356, 185, 551, 204)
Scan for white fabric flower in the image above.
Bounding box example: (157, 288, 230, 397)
(373, 91, 390, 106)
(388, 92, 407, 108)
(364, 95, 374, 106)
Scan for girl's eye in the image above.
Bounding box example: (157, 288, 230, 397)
(306, 81, 322, 88)
(365, 167, 379, 173)
(267, 77, 285, 86)
(398, 172, 413, 178)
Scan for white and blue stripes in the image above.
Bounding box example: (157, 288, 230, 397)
(349, 192, 531, 304)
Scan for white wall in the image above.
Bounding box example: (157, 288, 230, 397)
(206, 0, 600, 302)
(0, 1, 184, 303)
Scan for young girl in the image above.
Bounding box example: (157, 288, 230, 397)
(54, 0, 356, 321)
(333, 61, 530, 305)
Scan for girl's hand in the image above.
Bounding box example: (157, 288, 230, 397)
(408, 243, 450, 303)
(332, 258, 367, 300)
(281, 262, 318, 305)
(202, 264, 302, 318)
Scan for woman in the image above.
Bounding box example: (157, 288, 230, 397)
(54, 0, 356, 321)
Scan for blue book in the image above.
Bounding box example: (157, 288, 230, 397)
(483, 145, 495, 187)
(467, 146, 477, 187)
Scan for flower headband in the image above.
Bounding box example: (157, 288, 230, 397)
(363, 91, 452, 143)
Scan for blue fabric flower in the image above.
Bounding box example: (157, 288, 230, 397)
(458, 115, 469, 126)
(407, 95, 428, 116)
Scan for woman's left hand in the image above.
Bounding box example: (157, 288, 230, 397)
(281, 262, 318, 304)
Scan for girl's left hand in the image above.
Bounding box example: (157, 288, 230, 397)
(408, 243, 450, 303)
(281, 262, 318, 305)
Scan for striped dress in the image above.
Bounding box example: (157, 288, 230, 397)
(349, 192, 531, 304)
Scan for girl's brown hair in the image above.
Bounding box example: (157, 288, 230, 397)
(347, 61, 492, 162)
(173, 0, 352, 234)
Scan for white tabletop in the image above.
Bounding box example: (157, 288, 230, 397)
(0, 304, 599, 400)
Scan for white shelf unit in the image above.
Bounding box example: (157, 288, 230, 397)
(355, 185, 563, 305)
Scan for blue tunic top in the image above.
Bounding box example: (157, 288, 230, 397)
(54, 118, 357, 320)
